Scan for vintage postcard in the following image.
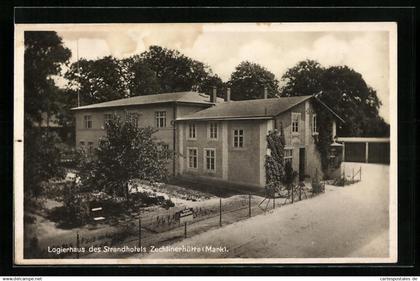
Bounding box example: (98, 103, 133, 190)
(14, 22, 398, 265)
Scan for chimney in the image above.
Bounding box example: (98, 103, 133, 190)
(211, 86, 217, 103)
(263, 86, 268, 99)
(226, 87, 231, 102)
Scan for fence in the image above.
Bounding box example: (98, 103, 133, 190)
(28, 184, 325, 259)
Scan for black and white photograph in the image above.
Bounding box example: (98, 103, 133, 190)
(14, 22, 397, 265)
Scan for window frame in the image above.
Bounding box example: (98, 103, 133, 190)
(84, 115, 92, 129)
(187, 147, 198, 169)
(103, 113, 113, 128)
(203, 148, 216, 172)
(291, 112, 301, 135)
(155, 111, 167, 128)
(208, 122, 218, 140)
(312, 113, 318, 135)
(233, 129, 244, 148)
(284, 147, 293, 165)
(187, 123, 197, 140)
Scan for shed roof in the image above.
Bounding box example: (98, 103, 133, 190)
(71, 91, 223, 111)
(176, 95, 313, 121)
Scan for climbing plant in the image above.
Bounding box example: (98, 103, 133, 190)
(312, 100, 334, 174)
(264, 129, 286, 196)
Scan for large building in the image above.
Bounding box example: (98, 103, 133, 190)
(72, 91, 223, 174)
(72, 90, 342, 188)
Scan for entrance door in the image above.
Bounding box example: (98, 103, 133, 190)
(299, 148, 306, 181)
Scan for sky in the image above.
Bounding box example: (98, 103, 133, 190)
(55, 23, 391, 122)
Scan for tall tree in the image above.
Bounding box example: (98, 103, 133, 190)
(141, 45, 212, 93)
(228, 61, 280, 100)
(280, 60, 389, 137)
(24, 31, 71, 197)
(123, 56, 162, 96)
(197, 74, 225, 98)
(24, 31, 71, 126)
(65, 56, 127, 105)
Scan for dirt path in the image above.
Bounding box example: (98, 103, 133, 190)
(144, 163, 391, 259)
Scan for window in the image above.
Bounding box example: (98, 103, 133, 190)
(284, 148, 293, 165)
(127, 112, 139, 127)
(233, 129, 244, 148)
(187, 148, 198, 169)
(208, 122, 218, 139)
(312, 114, 318, 135)
(155, 111, 166, 128)
(204, 148, 216, 172)
(104, 114, 112, 127)
(188, 123, 196, 140)
(84, 115, 92, 129)
(291, 112, 300, 134)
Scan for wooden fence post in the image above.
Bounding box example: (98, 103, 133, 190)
(138, 215, 142, 249)
(291, 185, 294, 203)
(248, 194, 251, 217)
(219, 198, 222, 227)
(184, 222, 187, 238)
(76, 231, 80, 259)
(299, 185, 302, 201)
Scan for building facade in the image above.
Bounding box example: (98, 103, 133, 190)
(72, 91, 341, 188)
(176, 95, 340, 188)
(72, 91, 223, 174)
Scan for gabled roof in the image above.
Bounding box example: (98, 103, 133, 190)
(176, 95, 313, 121)
(71, 91, 224, 111)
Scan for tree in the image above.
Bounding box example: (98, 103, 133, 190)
(24, 31, 71, 127)
(280, 60, 389, 137)
(141, 45, 213, 93)
(65, 56, 127, 105)
(24, 31, 71, 197)
(228, 61, 280, 100)
(123, 56, 162, 96)
(197, 74, 225, 98)
(281, 60, 324, 98)
(77, 114, 171, 203)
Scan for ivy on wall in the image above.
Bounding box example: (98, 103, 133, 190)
(312, 101, 334, 175)
(264, 129, 286, 195)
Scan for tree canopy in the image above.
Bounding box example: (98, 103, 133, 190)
(228, 61, 280, 100)
(24, 31, 71, 127)
(77, 114, 171, 201)
(65, 56, 127, 105)
(24, 31, 71, 197)
(66, 45, 223, 104)
(281, 60, 389, 137)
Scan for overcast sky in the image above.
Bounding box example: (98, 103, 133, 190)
(56, 23, 391, 122)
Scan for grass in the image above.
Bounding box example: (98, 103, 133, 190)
(168, 176, 265, 198)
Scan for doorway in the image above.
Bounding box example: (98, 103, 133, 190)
(299, 148, 306, 181)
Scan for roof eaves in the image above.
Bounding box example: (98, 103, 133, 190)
(71, 100, 215, 111)
(313, 96, 346, 123)
(272, 95, 313, 117)
(176, 115, 274, 121)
